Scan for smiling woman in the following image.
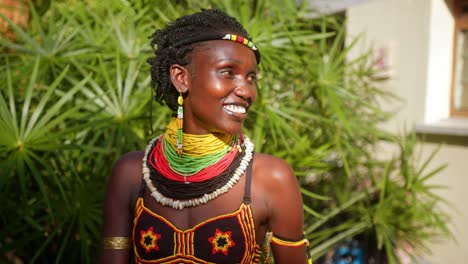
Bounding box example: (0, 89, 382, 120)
(98, 9, 310, 264)
(177, 40, 258, 135)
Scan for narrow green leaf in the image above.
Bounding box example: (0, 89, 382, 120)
(24, 66, 70, 137)
(20, 57, 40, 138)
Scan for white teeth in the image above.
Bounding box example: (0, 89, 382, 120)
(224, 105, 246, 114)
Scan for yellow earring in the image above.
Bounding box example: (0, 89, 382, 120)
(176, 92, 183, 155)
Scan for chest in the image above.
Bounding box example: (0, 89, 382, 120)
(133, 196, 265, 263)
(135, 172, 270, 237)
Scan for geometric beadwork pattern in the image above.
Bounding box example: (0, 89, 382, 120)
(133, 197, 262, 263)
(139, 226, 162, 253)
(208, 228, 236, 255)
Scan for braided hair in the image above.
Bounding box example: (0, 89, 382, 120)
(147, 9, 255, 111)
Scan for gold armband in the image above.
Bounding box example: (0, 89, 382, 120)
(102, 237, 132, 249)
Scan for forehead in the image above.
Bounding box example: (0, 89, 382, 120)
(190, 40, 258, 66)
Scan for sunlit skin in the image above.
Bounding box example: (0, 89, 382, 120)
(99, 40, 308, 264)
(170, 40, 258, 135)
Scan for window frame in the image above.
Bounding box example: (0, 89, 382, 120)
(451, 0, 468, 117)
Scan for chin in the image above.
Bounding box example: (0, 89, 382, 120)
(216, 123, 244, 136)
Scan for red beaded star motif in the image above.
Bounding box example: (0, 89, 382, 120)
(140, 226, 162, 253)
(208, 228, 236, 255)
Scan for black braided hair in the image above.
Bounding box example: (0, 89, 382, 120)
(147, 9, 255, 111)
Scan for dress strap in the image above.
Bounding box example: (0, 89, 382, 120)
(138, 171, 147, 197)
(243, 154, 254, 204)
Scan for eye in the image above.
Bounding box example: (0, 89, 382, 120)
(219, 68, 235, 78)
(247, 73, 257, 82)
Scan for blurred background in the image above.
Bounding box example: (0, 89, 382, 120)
(0, 0, 465, 263)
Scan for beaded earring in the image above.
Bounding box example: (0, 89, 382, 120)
(176, 92, 183, 155)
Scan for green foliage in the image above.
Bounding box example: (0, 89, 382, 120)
(0, 0, 452, 263)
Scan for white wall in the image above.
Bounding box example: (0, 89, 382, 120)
(347, 0, 430, 132)
(425, 0, 453, 123)
(347, 0, 468, 263)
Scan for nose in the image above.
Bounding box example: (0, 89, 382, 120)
(234, 77, 257, 104)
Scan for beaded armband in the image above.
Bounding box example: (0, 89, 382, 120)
(269, 232, 310, 247)
(264, 232, 312, 264)
(102, 236, 132, 250)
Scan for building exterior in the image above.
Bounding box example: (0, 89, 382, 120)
(345, 0, 468, 262)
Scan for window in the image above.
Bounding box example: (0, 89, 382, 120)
(452, 0, 468, 117)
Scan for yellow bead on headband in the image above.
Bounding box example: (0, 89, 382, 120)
(172, 33, 261, 63)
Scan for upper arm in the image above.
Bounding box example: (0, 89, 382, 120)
(259, 155, 308, 264)
(98, 151, 143, 264)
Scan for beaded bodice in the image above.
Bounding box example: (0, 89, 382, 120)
(132, 199, 261, 264)
(133, 156, 261, 263)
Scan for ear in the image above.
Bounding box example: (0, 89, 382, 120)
(170, 64, 190, 93)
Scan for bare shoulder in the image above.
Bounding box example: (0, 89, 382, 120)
(111, 151, 145, 181)
(106, 151, 145, 200)
(253, 153, 297, 185)
(251, 153, 301, 210)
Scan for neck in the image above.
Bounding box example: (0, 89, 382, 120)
(164, 119, 240, 156)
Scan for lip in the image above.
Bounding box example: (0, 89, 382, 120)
(223, 103, 248, 121)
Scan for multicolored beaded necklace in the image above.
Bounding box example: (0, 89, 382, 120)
(142, 119, 254, 210)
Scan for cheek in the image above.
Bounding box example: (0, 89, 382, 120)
(197, 83, 231, 102)
(189, 78, 224, 109)
(209, 81, 226, 95)
(206, 73, 228, 96)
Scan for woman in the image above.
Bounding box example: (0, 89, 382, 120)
(99, 9, 310, 264)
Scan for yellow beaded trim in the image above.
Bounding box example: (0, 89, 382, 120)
(102, 237, 132, 249)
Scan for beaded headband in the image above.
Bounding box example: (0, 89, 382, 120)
(173, 33, 261, 63)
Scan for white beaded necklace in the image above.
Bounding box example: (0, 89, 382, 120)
(142, 135, 254, 210)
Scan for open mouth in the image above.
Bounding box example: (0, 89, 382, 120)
(223, 104, 247, 114)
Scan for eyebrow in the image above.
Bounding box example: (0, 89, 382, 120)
(215, 58, 244, 64)
(215, 58, 258, 72)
